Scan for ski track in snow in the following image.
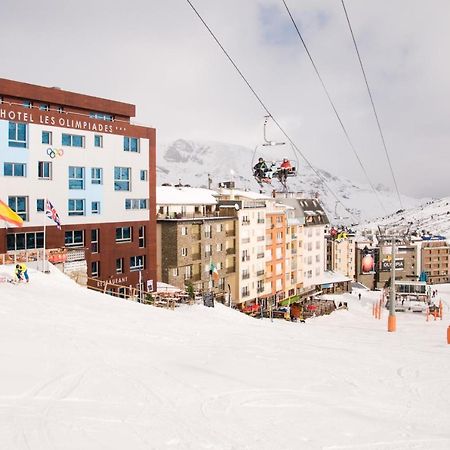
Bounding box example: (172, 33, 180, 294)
(0, 264, 449, 449)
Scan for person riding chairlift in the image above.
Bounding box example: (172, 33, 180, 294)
(253, 157, 272, 181)
(277, 158, 293, 181)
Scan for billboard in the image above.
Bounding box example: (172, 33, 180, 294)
(361, 250, 375, 274)
(380, 258, 404, 272)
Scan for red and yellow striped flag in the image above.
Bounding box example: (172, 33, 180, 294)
(0, 200, 23, 227)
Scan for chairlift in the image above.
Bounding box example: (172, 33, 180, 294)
(251, 116, 298, 192)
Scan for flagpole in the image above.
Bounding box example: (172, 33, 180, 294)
(43, 198, 47, 273)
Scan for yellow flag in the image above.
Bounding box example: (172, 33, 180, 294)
(0, 200, 24, 227)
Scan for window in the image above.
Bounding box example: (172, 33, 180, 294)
(181, 247, 188, 257)
(172, 267, 179, 277)
(8, 122, 27, 148)
(91, 229, 99, 253)
(36, 199, 45, 212)
(216, 223, 223, 232)
(62, 133, 84, 147)
(90, 112, 114, 121)
(181, 226, 188, 236)
(116, 227, 132, 242)
(7, 232, 44, 251)
(125, 199, 148, 209)
(130, 255, 145, 271)
(68, 166, 85, 189)
(91, 261, 100, 278)
(23, 100, 32, 109)
(138, 226, 145, 248)
(39, 104, 49, 111)
(114, 167, 131, 191)
(68, 199, 85, 216)
(116, 258, 124, 274)
(91, 201, 100, 214)
(204, 244, 212, 257)
(38, 161, 52, 179)
(123, 136, 139, 152)
(94, 135, 103, 147)
(4, 162, 26, 177)
(57, 106, 64, 113)
(91, 167, 103, 185)
(140, 170, 148, 181)
(316, 241, 321, 250)
(8, 196, 28, 221)
(184, 265, 192, 280)
(204, 225, 212, 238)
(216, 243, 223, 252)
(65, 230, 84, 247)
(42, 131, 52, 145)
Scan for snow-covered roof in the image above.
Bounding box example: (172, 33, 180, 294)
(319, 270, 352, 285)
(157, 186, 218, 205)
(217, 188, 270, 200)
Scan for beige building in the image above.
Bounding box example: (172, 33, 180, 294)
(420, 240, 450, 284)
(326, 230, 356, 279)
(156, 186, 237, 301)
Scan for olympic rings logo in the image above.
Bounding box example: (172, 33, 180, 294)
(47, 148, 64, 159)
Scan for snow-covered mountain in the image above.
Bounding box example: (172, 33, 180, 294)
(157, 139, 425, 223)
(357, 197, 450, 239)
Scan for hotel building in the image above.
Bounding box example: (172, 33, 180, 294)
(0, 78, 157, 293)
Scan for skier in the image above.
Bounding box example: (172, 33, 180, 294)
(358, 292, 361, 301)
(15, 263, 29, 283)
(253, 157, 270, 179)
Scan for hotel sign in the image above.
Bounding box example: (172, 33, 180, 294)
(1, 105, 116, 133)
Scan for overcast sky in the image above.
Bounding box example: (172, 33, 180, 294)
(1, 0, 449, 198)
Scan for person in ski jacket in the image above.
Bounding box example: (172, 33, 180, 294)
(280, 158, 292, 170)
(15, 263, 29, 282)
(253, 157, 270, 179)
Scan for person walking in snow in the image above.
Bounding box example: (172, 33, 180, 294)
(358, 292, 361, 301)
(15, 263, 29, 283)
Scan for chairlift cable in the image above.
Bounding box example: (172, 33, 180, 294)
(340, 0, 403, 210)
(184, 0, 358, 223)
(281, 0, 387, 215)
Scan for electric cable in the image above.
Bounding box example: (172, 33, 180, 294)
(184, 0, 359, 223)
(341, 0, 403, 210)
(281, 0, 387, 215)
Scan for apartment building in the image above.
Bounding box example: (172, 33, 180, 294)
(156, 186, 237, 300)
(0, 78, 156, 293)
(325, 229, 356, 279)
(216, 187, 268, 305)
(420, 239, 450, 284)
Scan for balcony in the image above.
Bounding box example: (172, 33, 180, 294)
(257, 219, 265, 224)
(257, 236, 265, 242)
(242, 255, 250, 262)
(241, 290, 250, 297)
(226, 247, 236, 255)
(242, 220, 251, 226)
(257, 253, 265, 259)
(226, 230, 235, 237)
(191, 253, 201, 261)
(256, 270, 265, 276)
(226, 266, 236, 274)
(242, 237, 250, 244)
(242, 273, 250, 280)
(192, 233, 201, 241)
(257, 287, 265, 294)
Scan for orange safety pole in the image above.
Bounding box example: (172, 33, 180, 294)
(447, 326, 450, 344)
(372, 303, 375, 317)
(439, 300, 443, 320)
(378, 299, 382, 319)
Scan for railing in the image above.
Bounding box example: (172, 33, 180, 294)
(257, 236, 265, 241)
(242, 221, 251, 226)
(242, 238, 250, 244)
(226, 230, 235, 237)
(257, 253, 265, 259)
(257, 287, 265, 293)
(226, 266, 235, 274)
(191, 253, 201, 260)
(256, 270, 265, 276)
(241, 290, 250, 297)
(257, 219, 265, 224)
(242, 255, 250, 262)
(226, 248, 235, 255)
(242, 273, 250, 280)
(157, 211, 233, 220)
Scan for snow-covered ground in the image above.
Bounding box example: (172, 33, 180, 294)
(0, 264, 449, 450)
